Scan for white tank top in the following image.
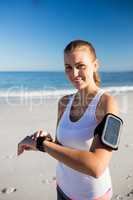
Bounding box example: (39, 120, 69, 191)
(56, 89, 112, 200)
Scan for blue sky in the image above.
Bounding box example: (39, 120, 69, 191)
(0, 0, 133, 72)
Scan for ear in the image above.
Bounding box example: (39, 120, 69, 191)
(93, 59, 99, 72)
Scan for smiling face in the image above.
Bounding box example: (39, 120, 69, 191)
(64, 49, 98, 90)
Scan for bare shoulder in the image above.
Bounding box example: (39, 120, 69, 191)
(96, 91, 119, 122)
(58, 94, 71, 107)
(102, 92, 119, 114)
(58, 94, 73, 111)
(56, 94, 73, 125)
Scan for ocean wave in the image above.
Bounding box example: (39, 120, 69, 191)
(0, 89, 75, 98)
(0, 86, 133, 98)
(104, 86, 133, 93)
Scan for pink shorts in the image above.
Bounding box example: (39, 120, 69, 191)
(93, 188, 112, 200)
(57, 184, 112, 200)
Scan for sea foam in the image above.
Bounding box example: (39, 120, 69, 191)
(0, 86, 133, 98)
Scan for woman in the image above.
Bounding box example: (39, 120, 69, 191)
(18, 40, 119, 200)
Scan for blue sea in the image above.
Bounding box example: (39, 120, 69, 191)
(0, 71, 133, 98)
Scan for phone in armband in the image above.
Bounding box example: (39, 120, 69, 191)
(94, 113, 123, 150)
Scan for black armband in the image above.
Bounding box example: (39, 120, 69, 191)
(94, 113, 123, 150)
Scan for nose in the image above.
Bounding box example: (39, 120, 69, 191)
(73, 67, 79, 77)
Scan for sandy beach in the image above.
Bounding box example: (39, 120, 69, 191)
(0, 92, 133, 200)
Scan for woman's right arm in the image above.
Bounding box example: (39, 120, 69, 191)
(17, 95, 70, 155)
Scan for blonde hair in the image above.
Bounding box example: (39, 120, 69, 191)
(64, 40, 100, 87)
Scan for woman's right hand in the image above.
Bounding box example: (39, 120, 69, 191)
(31, 130, 53, 142)
(17, 130, 53, 156)
(31, 130, 53, 152)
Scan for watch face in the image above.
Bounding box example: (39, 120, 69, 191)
(102, 116, 122, 147)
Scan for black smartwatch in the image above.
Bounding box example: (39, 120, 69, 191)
(94, 113, 123, 150)
(36, 134, 53, 152)
(36, 136, 46, 152)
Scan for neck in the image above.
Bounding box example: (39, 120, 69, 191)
(79, 82, 99, 96)
(76, 83, 99, 106)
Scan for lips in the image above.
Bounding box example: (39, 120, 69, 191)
(74, 77, 82, 82)
(73, 78, 83, 85)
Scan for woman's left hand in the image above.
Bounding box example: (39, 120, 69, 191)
(17, 135, 37, 156)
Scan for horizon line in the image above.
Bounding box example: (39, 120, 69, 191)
(0, 70, 133, 73)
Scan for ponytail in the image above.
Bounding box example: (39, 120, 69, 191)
(93, 71, 100, 87)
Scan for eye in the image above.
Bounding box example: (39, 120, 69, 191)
(77, 64, 86, 70)
(65, 65, 72, 72)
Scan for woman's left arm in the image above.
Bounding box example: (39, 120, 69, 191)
(89, 93, 119, 176)
(42, 94, 119, 178)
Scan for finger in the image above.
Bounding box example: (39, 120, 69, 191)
(29, 134, 34, 140)
(17, 144, 24, 156)
(35, 130, 45, 139)
(31, 130, 46, 141)
(24, 145, 32, 151)
(40, 130, 47, 137)
(31, 135, 35, 140)
(37, 131, 41, 138)
(39, 130, 44, 136)
(32, 134, 37, 141)
(31, 131, 39, 141)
